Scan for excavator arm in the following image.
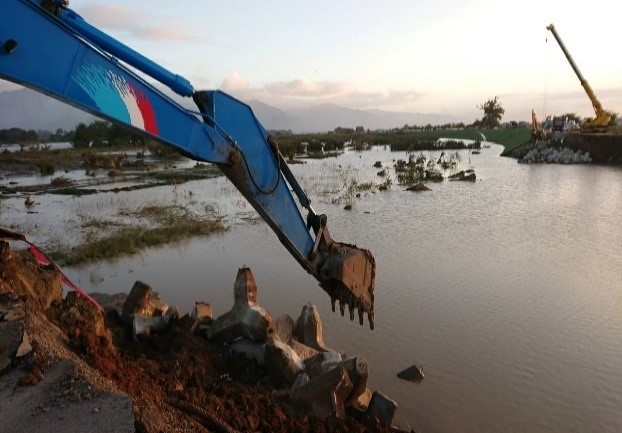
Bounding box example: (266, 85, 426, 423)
(0, 0, 375, 327)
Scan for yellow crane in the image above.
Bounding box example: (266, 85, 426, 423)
(546, 23, 611, 133)
(531, 109, 545, 139)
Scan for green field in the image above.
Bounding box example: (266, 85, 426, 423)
(271, 127, 530, 156)
(481, 128, 531, 154)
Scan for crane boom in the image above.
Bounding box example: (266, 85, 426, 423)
(546, 24, 611, 131)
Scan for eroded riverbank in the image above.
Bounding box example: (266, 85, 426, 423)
(1, 241, 407, 432)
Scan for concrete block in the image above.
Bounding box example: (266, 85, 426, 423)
(132, 313, 168, 340)
(203, 268, 275, 343)
(290, 372, 310, 397)
(264, 339, 305, 386)
(293, 303, 331, 352)
(291, 364, 353, 419)
(289, 339, 318, 361)
(121, 281, 168, 323)
(364, 391, 398, 428)
(350, 387, 372, 411)
(230, 339, 266, 364)
(397, 363, 424, 382)
(304, 351, 343, 379)
(192, 302, 213, 321)
(304, 353, 368, 406)
(341, 356, 369, 406)
(275, 314, 294, 344)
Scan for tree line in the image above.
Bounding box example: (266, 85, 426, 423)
(0, 121, 143, 147)
(0, 128, 39, 144)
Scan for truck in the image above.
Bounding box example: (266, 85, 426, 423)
(0, 0, 376, 328)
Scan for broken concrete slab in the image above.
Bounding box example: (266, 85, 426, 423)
(192, 301, 213, 321)
(293, 303, 331, 352)
(341, 356, 369, 406)
(289, 339, 318, 361)
(304, 351, 343, 379)
(132, 314, 167, 339)
(304, 353, 368, 406)
(132, 307, 179, 340)
(364, 391, 398, 428)
(203, 268, 275, 343)
(397, 363, 424, 382)
(264, 339, 305, 386)
(291, 364, 353, 419)
(121, 281, 168, 323)
(350, 387, 372, 411)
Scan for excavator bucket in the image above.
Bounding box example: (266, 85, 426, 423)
(319, 242, 376, 329)
(308, 217, 375, 329)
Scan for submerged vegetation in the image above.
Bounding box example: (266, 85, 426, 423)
(271, 128, 484, 156)
(50, 204, 226, 266)
(1, 121, 525, 265)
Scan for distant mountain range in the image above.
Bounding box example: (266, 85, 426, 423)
(246, 100, 459, 132)
(0, 87, 459, 133)
(0, 88, 95, 131)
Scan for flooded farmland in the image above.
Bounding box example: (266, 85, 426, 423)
(2, 143, 621, 432)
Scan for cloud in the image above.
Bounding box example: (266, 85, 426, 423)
(221, 73, 250, 92)
(264, 80, 352, 98)
(219, 74, 425, 110)
(0, 79, 22, 92)
(80, 5, 199, 43)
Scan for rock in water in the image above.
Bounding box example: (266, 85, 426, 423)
(397, 363, 424, 382)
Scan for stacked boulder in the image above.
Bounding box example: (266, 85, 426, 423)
(519, 143, 592, 164)
(200, 267, 398, 427)
(119, 267, 399, 427)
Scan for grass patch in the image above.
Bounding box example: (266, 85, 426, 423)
(51, 204, 227, 265)
(150, 165, 220, 182)
(50, 176, 74, 187)
(355, 181, 375, 191)
(0, 147, 84, 173)
(482, 128, 531, 154)
(52, 187, 99, 196)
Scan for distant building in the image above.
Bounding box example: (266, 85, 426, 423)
(355, 126, 365, 132)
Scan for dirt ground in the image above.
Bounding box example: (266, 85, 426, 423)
(0, 242, 401, 433)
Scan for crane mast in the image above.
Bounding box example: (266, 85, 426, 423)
(546, 23, 611, 132)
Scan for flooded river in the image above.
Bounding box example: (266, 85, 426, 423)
(2, 143, 621, 432)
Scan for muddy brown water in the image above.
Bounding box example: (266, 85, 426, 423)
(3, 143, 622, 432)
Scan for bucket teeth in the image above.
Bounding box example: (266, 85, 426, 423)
(348, 296, 355, 321)
(316, 241, 375, 329)
(320, 283, 376, 328)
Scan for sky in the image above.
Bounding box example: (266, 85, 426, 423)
(2, 0, 621, 123)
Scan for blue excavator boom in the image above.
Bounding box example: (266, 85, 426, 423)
(0, 0, 375, 327)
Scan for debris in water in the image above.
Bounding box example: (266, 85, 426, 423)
(397, 363, 425, 382)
